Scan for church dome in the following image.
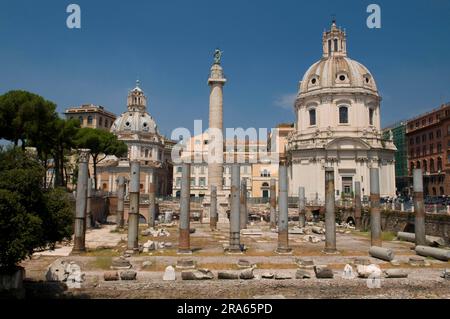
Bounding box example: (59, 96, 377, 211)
(110, 81, 160, 136)
(298, 21, 378, 97)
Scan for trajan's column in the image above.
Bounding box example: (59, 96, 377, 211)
(207, 49, 226, 193)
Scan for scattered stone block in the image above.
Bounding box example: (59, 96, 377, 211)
(163, 266, 176, 281)
(390, 259, 401, 266)
(65, 262, 85, 288)
(409, 256, 426, 267)
(120, 270, 137, 280)
(275, 273, 292, 280)
(176, 259, 196, 269)
(239, 267, 255, 280)
(142, 261, 152, 268)
(111, 256, 132, 270)
(181, 269, 214, 280)
(237, 259, 254, 268)
(103, 271, 119, 281)
(296, 258, 315, 269)
(45, 260, 67, 281)
(218, 271, 239, 280)
(384, 269, 408, 278)
(311, 226, 324, 234)
(356, 264, 382, 279)
(295, 269, 312, 279)
(441, 269, 450, 280)
(342, 264, 356, 279)
(314, 265, 334, 279)
(261, 272, 274, 279)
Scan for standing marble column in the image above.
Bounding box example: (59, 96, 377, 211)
(73, 149, 90, 252)
(276, 164, 291, 253)
(127, 161, 140, 251)
(240, 179, 248, 230)
(413, 169, 426, 246)
(324, 167, 337, 253)
(298, 186, 306, 228)
(178, 163, 191, 253)
(229, 164, 241, 252)
(269, 178, 277, 228)
(370, 168, 382, 247)
(210, 185, 218, 230)
(116, 176, 125, 228)
(354, 181, 362, 230)
(148, 182, 156, 227)
(207, 50, 226, 192)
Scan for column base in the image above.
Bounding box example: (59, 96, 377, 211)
(177, 249, 193, 255)
(322, 248, 339, 255)
(275, 247, 292, 255)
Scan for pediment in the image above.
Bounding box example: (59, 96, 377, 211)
(325, 137, 371, 151)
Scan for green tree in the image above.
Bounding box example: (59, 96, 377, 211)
(75, 128, 127, 189)
(0, 147, 73, 272)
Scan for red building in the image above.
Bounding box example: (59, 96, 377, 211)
(406, 103, 450, 196)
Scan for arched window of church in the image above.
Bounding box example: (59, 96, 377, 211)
(144, 149, 149, 158)
(339, 106, 348, 124)
(328, 39, 332, 53)
(369, 108, 374, 126)
(309, 109, 316, 126)
(334, 39, 338, 51)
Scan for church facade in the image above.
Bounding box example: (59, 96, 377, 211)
(97, 82, 173, 196)
(287, 21, 396, 201)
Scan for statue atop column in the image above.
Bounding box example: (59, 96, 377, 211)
(213, 48, 223, 65)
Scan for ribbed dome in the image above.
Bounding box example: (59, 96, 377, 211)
(110, 110, 159, 134)
(299, 56, 378, 96)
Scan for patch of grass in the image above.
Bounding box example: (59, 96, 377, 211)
(82, 248, 121, 257)
(352, 231, 397, 241)
(91, 256, 112, 270)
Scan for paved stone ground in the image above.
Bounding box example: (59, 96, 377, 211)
(20, 220, 450, 299)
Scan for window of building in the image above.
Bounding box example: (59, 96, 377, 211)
(437, 157, 443, 171)
(309, 109, 316, 126)
(410, 138, 414, 145)
(339, 106, 348, 124)
(199, 177, 206, 187)
(415, 122, 419, 128)
(430, 159, 435, 173)
(176, 177, 181, 187)
(369, 108, 374, 126)
(438, 143, 442, 153)
(422, 119, 426, 126)
(429, 117, 433, 124)
(429, 131, 434, 140)
(416, 161, 421, 169)
(78, 116, 83, 123)
(423, 145, 427, 155)
(422, 134, 426, 142)
(190, 178, 195, 186)
(437, 129, 441, 138)
(261, 169, 270, 177)
(99, 117, 103, 126)
(423, 160, 428, 173)
(176, 166, 182, 173)
(334, 38, 338, 51)
(200, 166, 205, 174)
(105, 119, 108, 127)
(430, 144, 434, 153)
(87, 115, 93, 124)
(328, 39, 332, 53)
(415, 136, 420, 144)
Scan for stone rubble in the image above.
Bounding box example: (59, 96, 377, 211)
(218, 271, 240, 280)
(181, 269, 214, 280)
(239, 267, 255, 280)
(295, 269, 312, 279)
(314, 265, 334, 279)
(111, 256, 132, 270)
(45, 260, 85, 288)
(103, 271, 119, 281)
(356, 264, 382, 279)
(342, 264, 356, 279)
(163, 266, 176, 281)
(384, 269, 408, 278)
(120, 270, 137, 280)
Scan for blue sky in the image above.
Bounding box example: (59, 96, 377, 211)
(1, 0, 449, 137)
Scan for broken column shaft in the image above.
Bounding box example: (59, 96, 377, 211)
(270, 178, 276, 228)
(298, 186, 306, 228)
(178, 162, 191, 253)
(229, 163, 241, 252)
(73, 149, 90, 252)
(127, 160, 140, 252)
(413, 169, 426, 246)
(148, 182, 156, 228)
(370, 167, 382, 247)
(354, 181, 362, 230)
(210, 185, 217, 230)
(116, 176, 125, 228)
(276, 163, 291, 253)
(324, 167, 337, 253)
(240, 179, 247, 230)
